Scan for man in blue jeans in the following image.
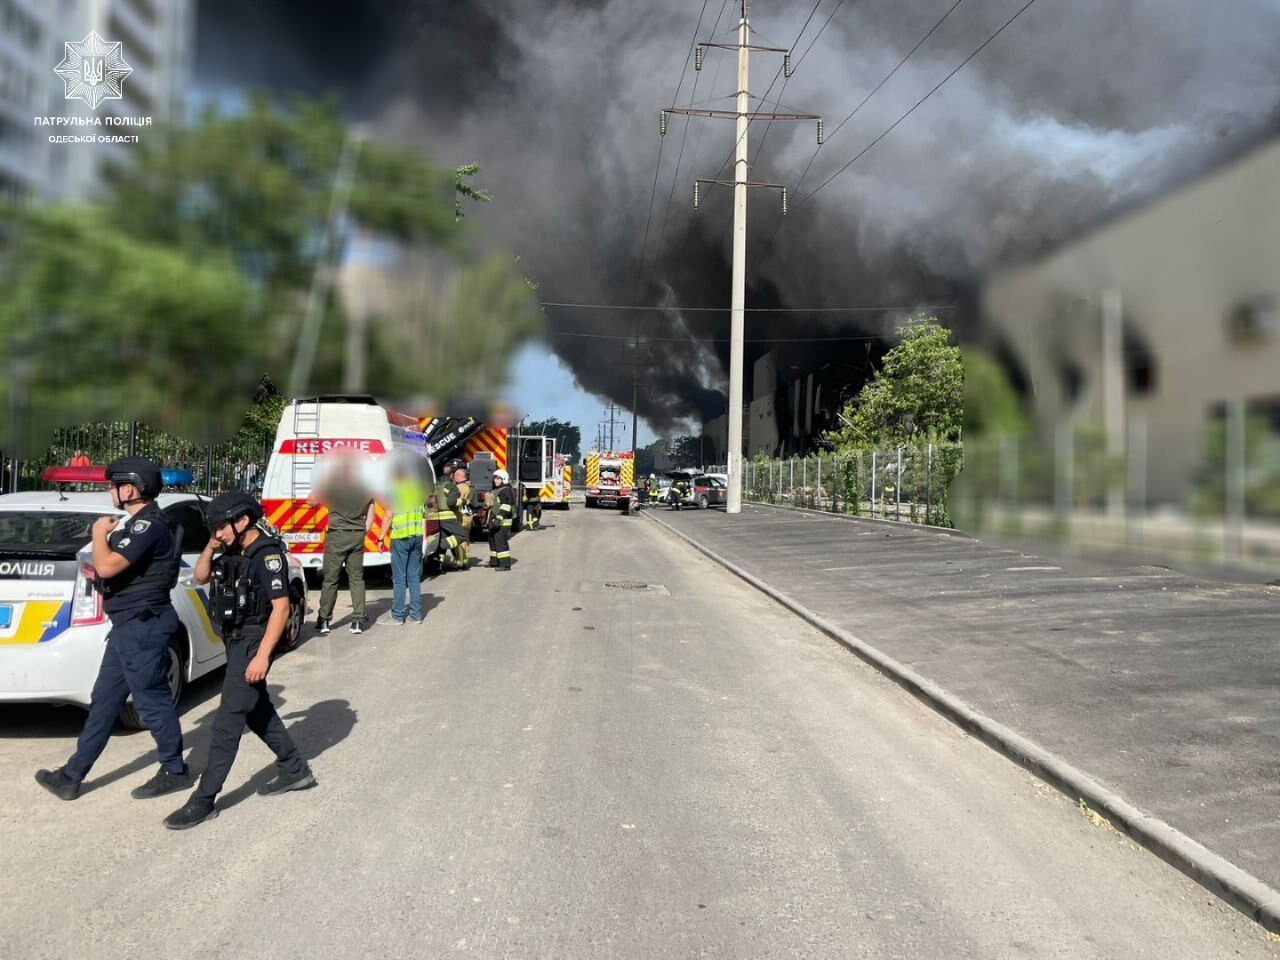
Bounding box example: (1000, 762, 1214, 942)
(35, 458, 193, 802)
(380, 458, 427, 625)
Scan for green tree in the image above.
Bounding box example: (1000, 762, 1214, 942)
(669, 435, 703, 467)
(523, 418, 582, 462)
(827, 318, 963, 450)
(0, 95, 509, 453)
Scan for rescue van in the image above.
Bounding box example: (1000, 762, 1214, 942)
(261, 395, 439, 572)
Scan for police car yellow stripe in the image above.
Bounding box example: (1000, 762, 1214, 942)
(186, 587, 222, 646)
(0, 601, 69, 645)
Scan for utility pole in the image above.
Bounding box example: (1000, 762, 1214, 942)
(289, 129, 363, 398)
(663, 1, 821, 513)
(618, 341, 659, 458)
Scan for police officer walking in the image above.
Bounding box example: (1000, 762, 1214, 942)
(35, 458, 192, 801)
(486, 468, 516, 570)
(164, 492, 313, 830)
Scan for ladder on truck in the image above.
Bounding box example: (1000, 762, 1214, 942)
(290, 399, 321, 501)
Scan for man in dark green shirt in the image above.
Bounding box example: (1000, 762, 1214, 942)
(311, 460, 375, 635)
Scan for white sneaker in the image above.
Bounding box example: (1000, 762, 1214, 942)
(349, 620, 364, 635)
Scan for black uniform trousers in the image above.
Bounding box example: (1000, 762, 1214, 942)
(65, 607, 184, 781)
(194, 632, 306, 804)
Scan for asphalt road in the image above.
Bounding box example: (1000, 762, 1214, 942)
(0, 505, 1274, 959)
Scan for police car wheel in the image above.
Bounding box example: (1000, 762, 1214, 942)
(119, 636, 187, 730)
(281, 584, 305, 652)
(698, 495, 709, 509)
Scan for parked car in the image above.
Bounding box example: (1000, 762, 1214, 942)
(0, 479, 307, 728)
(690, 474, 727, 509)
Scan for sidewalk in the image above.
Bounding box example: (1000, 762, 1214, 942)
(650, 504, 1280, 909)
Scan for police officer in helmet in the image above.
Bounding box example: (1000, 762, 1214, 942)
(36, 458, 193, 802)
(164, 491, 313, 830)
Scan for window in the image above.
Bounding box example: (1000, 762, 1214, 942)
(0, 511, 110, 556)
(165, 503, 210, 555)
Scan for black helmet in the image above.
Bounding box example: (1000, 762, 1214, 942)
(207, 491, 263, 529)
(443, 458, 465, 473)
(105, 457, 163, 499)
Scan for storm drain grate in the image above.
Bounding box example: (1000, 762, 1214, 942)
(605, 580, 650, 590)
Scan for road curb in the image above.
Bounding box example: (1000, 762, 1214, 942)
(646, 511, 1280, 934)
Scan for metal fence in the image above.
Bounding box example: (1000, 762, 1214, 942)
(0, 421, 272, 496)
(948, 425, 1280, 570)
(707, 441, 965, 527)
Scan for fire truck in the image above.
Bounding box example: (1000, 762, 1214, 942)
(510, 432, 572, 513)
(584, 450, 635, 512)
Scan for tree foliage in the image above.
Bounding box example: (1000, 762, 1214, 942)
(0, 95, 506, 454)
(827, 318, 963, 450)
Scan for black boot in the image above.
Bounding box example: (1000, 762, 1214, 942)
(35, 767, 81, 801)
(131, 765, 195, 800)
(163, 797, 219, 830)
(257, 765, 316, 797)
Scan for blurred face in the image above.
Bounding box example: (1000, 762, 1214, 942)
(453, 469, 467, 483)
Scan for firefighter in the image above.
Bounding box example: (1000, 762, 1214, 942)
(430, 462, 468, 571)
(487, 468, 516, 570)
(523, 484, 543, 530)
(451, 462, 473, 567)
(164, 492, 313, 830)
(35, 458, 192, 802)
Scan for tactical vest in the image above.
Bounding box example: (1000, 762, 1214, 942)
(100, 507, 180, 614)
(211, 534, 285, 636)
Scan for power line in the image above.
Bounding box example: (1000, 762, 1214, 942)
(788, 0, 1039, 217)
(540, 300, 956, 313)
(679, 0, 824, 256)
(791, 0, 964, 207)
(650, 0, 733, 279)
(751, 0, 847, 176)
(632, 0, 713, 302)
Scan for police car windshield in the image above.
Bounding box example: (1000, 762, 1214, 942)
(0, 511, 112, 557)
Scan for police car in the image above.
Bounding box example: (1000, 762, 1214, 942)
(0, 468, 307, 728)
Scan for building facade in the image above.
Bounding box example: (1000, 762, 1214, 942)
(981, 136, 1280, 505)
(0, 0, 193, 204)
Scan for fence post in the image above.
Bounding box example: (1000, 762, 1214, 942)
(1226, 397, 1246, 562)
(127, 420, 138, 457)
(204, 445, 213, 496)
(870, 451, 877, 518)
(926, 442, 934, 525)
(1054, 423, 1074, 539)
(895, 446, 903, 522)
(816, 458, 822, 511)
(802, 458, 807, 508)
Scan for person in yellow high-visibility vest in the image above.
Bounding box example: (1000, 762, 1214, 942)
(383, 460, 427, 624)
